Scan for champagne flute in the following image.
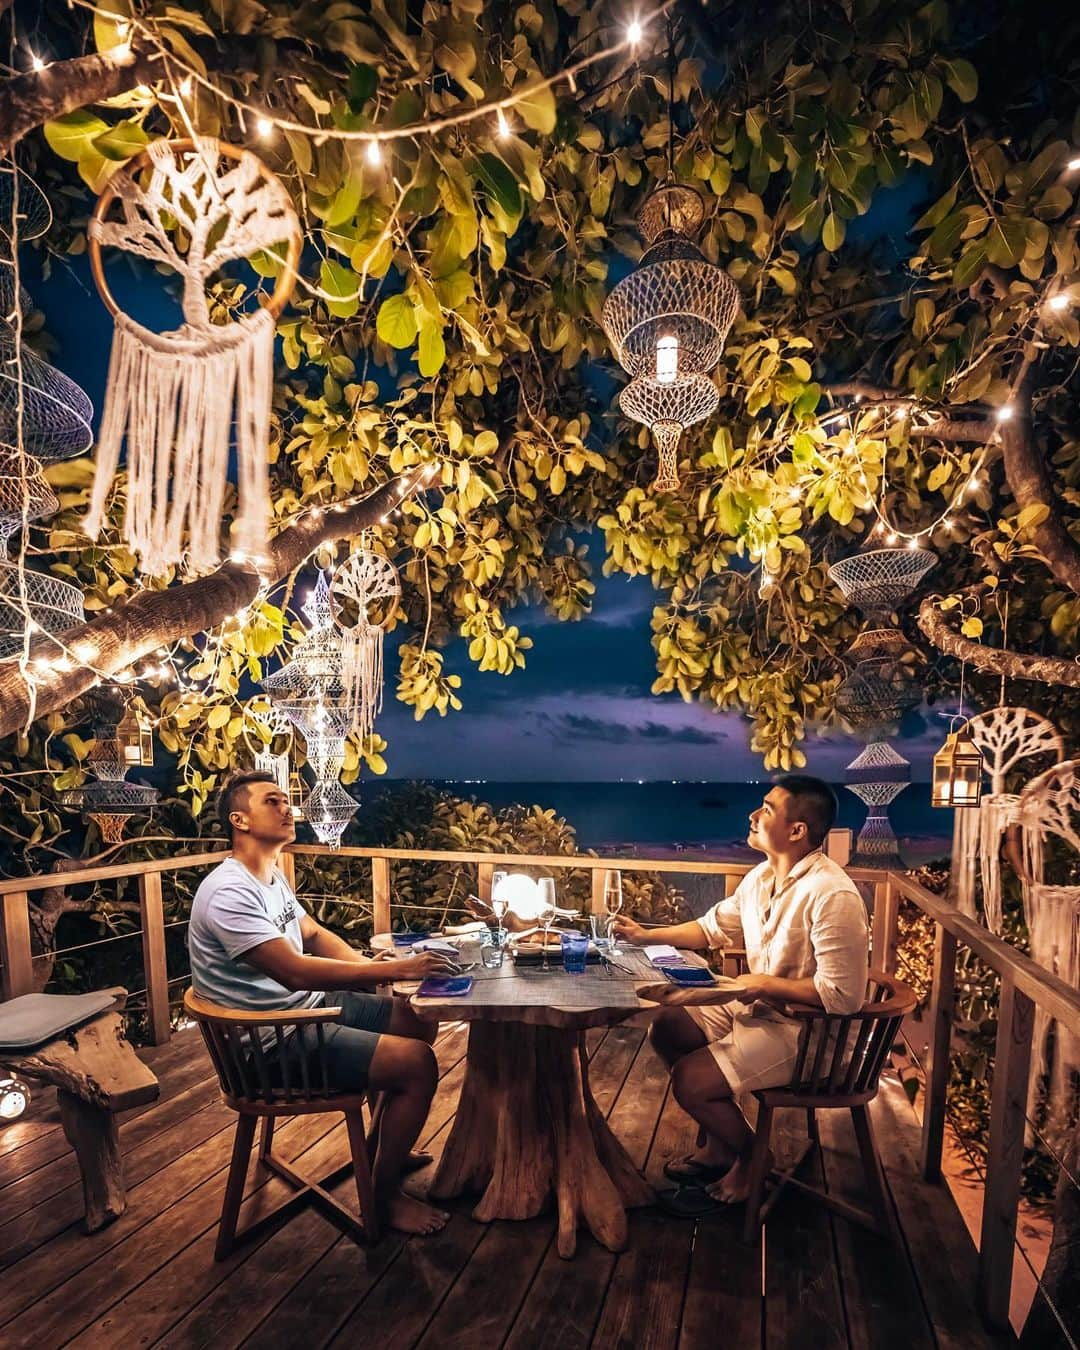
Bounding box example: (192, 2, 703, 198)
(603, 870, 623, 952)
(490, 869, 509, 933)
(537, 877, 557, 970)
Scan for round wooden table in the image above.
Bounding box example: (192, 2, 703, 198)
(384, 939, 666, 1258)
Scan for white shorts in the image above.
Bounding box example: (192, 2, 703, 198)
(685, 1002, 802, 1095)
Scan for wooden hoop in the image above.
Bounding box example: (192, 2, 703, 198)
(88, 138, 302, 321)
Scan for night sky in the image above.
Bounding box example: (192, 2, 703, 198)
(25, 178, 951, 787)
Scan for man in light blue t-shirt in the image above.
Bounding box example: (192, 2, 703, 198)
(189, 771, 456, 1236)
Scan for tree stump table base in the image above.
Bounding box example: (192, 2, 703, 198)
(429, 1022, 654, 1258)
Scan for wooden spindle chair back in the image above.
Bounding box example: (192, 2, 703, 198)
(742, 969, 917, 1244)
(183, 988, 380, 1259)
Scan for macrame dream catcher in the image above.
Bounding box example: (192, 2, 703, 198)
(950, 707, 1063, 933)
(86, 138, 301, 575)
(329, 549, 401, 747)
(242, 699, 295, 794)
(1017, 760, 1080, 1130)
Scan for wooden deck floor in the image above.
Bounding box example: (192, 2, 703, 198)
(0, 1023, 1016, 1350)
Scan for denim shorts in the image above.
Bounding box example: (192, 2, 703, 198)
(271, 989, 394, 1093)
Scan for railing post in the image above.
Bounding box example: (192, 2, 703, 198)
(0, 890, 33, 999)
(278, 850, 296, 891)
(371, 856, 391, 935)
(477, 862, 493, 904)
(724, 872, 740, 898)
(977, 975, 1034, 1329)
(138, 873, 171, 1045)
(920, 923, 957, 1182)
(871, 879, 899, 974)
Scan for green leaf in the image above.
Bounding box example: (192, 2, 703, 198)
(416, 317, 446, 377)
(952, 241, 988, 289)
(515, 85, 557, 135)
(472, 152, 521, 217)
(347, 63, 377, 112)
(91, 120, 149, 162)
(43, 110, 110, 162)
(325, 177, 362, 228)
(320, 259, 360, 319)
(941, 58, 978, 102)
(1016, 502, 1050, 530)
(822, 212, 845, 251)
(985, 215, 1028, 267)
(960, 617, 983, 639)
(376, 293, 418, 348)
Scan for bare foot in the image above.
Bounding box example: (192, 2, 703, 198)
(386, 1190, 450, 1235)
(705, 1150, 774, 1204)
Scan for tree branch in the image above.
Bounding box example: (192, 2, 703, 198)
(918, 591, 1080, 688)
(0, 469, 429, 737)
(0, 46, 157, 157)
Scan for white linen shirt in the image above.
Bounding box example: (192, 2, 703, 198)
(696, 851, 869, 1014)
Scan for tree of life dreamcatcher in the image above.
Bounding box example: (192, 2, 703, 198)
(329, 549, 401, 748)
(85, 138, 301, 575)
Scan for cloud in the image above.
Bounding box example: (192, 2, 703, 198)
(539, 711, 726, 746)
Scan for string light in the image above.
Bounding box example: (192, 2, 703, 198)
(30, 55, 46, 72)
(496, 110, 511, 140)
(179, 75, 193, 98)
(1069, 157, 1080, 172)
(627, 19, 643, 44)
(1048, 293, 1069, 312)
(996, 405, 1015, 422)
(256, 117, 274, 139)
(365, 140, 383, 167)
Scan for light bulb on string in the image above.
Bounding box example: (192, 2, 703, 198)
(31, 55, 46, 72)
(256, 117, 274, 140)
(496, 110, 511, 140)
(627, 19, 643, 44)
(1069, 157, 1080, 172)
(179, 76, 193, 98)
(365, 140, 383, 167)
(1048, 293, 1069, 312)
(996, 405, 1014, 422)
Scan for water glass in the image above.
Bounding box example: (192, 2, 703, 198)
(589, 913, 612, 953)
(481, 926, 506, 969)
(561, 932, 589, 975)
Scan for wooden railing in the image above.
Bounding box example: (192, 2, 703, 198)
(2, 844, 1078, 1333)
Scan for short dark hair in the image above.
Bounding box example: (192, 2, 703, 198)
(773, 775, 838, 849)
(217, 771, 278, 836)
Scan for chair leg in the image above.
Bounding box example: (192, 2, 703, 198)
(806, 1108, 819, 1149)
(365, 1091, 385, 1165)
(851, 1104, 900, 1244)
(216, 1114, 257, 1261)
(258, 1115, 274, 1161)
(742, 1103, 773, 1244)
(345, 1109, 380, 1244)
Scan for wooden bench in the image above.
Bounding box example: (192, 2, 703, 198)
(0, 986, 159, 1231)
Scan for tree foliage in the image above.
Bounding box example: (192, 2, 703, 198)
(3, 0, 1080, 861)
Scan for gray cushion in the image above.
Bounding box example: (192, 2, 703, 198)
(0, 991, 119, 1051)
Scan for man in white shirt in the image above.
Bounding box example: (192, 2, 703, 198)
(189, 771, 457, 1236)
(614, 775, 868, 1208)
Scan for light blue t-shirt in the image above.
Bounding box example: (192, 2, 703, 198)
(188, 857, 321, 1013)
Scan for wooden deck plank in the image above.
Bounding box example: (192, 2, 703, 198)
(816, 1105, 935, 1350)
(589, 1026, 645, 1114)
(31, 1116, 341, 1349)
(870, 1078, 1016, 1350)
(504, 1232, 616, 1350)
(762, 1149, 848, 1350)
(591, 1210, 694, 1350)
(679, 1210, 762, 1350)
(604, 1032, 672, 1169)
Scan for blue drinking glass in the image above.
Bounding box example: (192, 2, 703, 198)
(561, 932, 589, 975)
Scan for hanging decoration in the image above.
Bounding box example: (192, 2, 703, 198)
(60, 683, 158, 842)
(241, 699, 294, 794)
(930, 721, 984, 809)
(0, 448, 57, 556)
(85, 138, 302, 575)
(328, 549, 401, 747)
(599, 24, 738, 493)
(829, 544, 936, 865)
(1017, 760, 1080, 1131)
(950, 707, 1063, 931)
(0, 564, 84, 660)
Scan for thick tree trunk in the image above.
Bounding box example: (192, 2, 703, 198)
(0, 469, 426, 738)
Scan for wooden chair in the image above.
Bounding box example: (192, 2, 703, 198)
(183, 989, 380, 1259)
(742, 969, 917, 1244)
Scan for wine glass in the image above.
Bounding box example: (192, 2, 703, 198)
(490, 869, 509, 932)
(603, 870, 623, 952)
(537, 877, 557, 970)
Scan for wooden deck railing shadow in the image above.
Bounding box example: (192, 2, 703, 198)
(2, 843, 1079, 1335)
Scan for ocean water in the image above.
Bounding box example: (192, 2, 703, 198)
(365, 779, 952, 859)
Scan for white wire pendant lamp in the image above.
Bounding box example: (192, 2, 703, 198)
(600, 23, 739, 493)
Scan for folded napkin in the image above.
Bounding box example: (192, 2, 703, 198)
(644, 943, 692, 969)
(410, 938, 460, 957)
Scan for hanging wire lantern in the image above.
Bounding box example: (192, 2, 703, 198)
(60, 682, 159, 841)
(303, 777, 359, 850)
(828, 546, 937, 623)
(932, 720, 984, 808)
(0, 329, 94, 462)
(0, 561, 84, 658)
(618, 371, 719, 491)
(0, 447, 57, 555)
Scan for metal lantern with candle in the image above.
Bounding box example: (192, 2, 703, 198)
(116, 705, 154, 768)
(932, 721, 984, 808)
